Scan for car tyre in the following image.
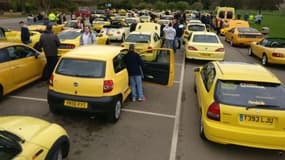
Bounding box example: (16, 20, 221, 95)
(51, 147, 63, 160)
(199, 114, 206, 140)
(248, 47, 253, 56)
(0, 85, 3, 100)
(230, 39, 234, 47)
(46, 136, 69, 160)
(121, 34, 125, 42)
(109, 98, 122, 123)
(261, 54, 268, 65)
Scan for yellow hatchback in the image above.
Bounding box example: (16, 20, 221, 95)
(0, 116, 69, 160)
(182, 23, 207, 44)
(48, 46, 174, 122)
(185, 32, 224, 61)
(194, 61, 285, 151)
(28, 21, 64, 35)
(0, 42, 46, 97)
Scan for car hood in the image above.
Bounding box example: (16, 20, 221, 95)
(0, 116, 51, 142)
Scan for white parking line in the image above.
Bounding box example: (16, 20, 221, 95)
(169, 55, 185, 160)
(9, 96, 175, 119)
(175, 63, 182, 66)
(173, 81, 180, 84)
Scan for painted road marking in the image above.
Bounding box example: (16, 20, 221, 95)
(174, 81, 180, 84)
(169, 54, 185, 160)
(9, 96, 175, 119)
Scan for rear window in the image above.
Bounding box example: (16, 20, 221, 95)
(215, 80, 285, 109)
(219, 11, 225, 19)
(58, 31, 80, 40)
(56, 58, 105, 78)
(188, 25, 205, 31)
(227, 11, 233, 19)
(125, 19, 136, 24)
(126, 34, 150, 43)
(193, 35, 218, 43)
(237, 28, 258, 33)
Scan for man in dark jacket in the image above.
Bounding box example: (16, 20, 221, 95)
(125, 44, 145, 102)
(172, 19, 183, 52)
(19, 21, 31, 44)
(39, 24, 60, 80)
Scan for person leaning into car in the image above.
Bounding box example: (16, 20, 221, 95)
(80, 25, 97, 45)
(19, 21, 31, 44)
(39, 24, 60, 80)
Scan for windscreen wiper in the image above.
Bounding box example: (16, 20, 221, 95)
(246, 104, 281, 110)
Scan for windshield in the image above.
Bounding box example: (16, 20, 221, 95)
(64, 21, 77, 28)
(125, 19, 136, 24)
(188, 25, 205, 31)
(58, 31, 80, 40)
(0, 131, 22, 160)
(192, 35, 219, 43)
(215, 80, 285, 109)
(237, 27, 258, 33)
(125, 34, 150, 43)
(56, 58, 106, 78)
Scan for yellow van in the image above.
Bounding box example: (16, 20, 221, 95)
(213, 7, 235, 29)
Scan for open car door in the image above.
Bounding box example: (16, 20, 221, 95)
(141, 48, 174, 87)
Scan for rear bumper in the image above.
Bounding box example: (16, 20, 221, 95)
(185, 51, 224, 61)
(48, 90, 118, 113)
(204, 119, 285, 151)
(268, 57, 285, 65)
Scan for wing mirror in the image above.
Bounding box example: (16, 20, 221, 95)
(193, 67, 200, 72)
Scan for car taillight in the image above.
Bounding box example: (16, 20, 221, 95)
(188, 46, 197, 51)
(272, 52, 283, 57)
(100, 30, 104, 33)
(49, 74, 54, 86)
(117, 31, 121, 34)
(121, 44, 124, 47)
(66, 44, 75, 49)
(215, 48, 224, 52)
(147, 46, 152, 53)
(103, 80, 113, 93)
(207, 102, 220, 121)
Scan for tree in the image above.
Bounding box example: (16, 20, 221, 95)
(168, 2, 176, 10)
(191, 1, 203, 10)
(154, 1, 167, 10)
(176, 1, 190, 11)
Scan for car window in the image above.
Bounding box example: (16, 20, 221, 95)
(125, 34, 150, 43)
(201, 63, 216, 91)
(0, 131, 22, 160)
(56, 58, 106, 78)
(215, 80, 285, 109)
(237, 27, 258, 33)
(193, 35, 219, 43)
(0, 48, 10, 63)
(58, 31, 81, 40)
(227, 11, 233, 19)
(113, 53, 126, 73)
(188, 25, 205, 31)
(260, 39, 270, 47)
(219, 11, 225, 19)
(15, 46, 36, 58)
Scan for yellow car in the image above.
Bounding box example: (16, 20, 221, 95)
(220, 19, 249, 36)
(28, 21, 64, 34)
(57, 28, 109, 56)
(194, 61, 285, 151)
(0, 116, 69, 159)
(183, 23, 207, 44)
(92, 16, 111, 32)
(185, 32, 224, 61)
(4, 29, 41, 49)
(125, 17, 140, 25)
(100, 20, 130, 42)
(249, 37, 285, 65)
(225, 27, 263, 47)
(121, 22, 162, 61)
(0, 42, 46, 97)
(140, 15, 151, 23)
(48, 46, 174, 122)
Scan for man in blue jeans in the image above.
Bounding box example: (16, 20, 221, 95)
(125, 44, 145, 102)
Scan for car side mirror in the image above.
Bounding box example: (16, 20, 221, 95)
(193, 67, 200, 72)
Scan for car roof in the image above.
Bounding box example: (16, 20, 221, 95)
(129, 31, 152, 35)
(213, 61, 281, 83)
(0, 42, 24, 48)
(192, 31, 216, 36)
(187, 23, 206, 27)
(62, 45, 123, 60)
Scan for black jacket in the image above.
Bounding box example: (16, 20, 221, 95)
(173, 23, 183, 37)
(125, 51, 144, 76)
(39, 30, 60, 57)
(21, 27, 30, 42)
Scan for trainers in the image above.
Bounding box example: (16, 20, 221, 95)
(138, 97, 145, 102)
(132, 98, 136, 102)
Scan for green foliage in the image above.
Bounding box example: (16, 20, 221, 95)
(154, 1, 167, 10)
(176, 1, 190, 11)
(191, 2, 203, 10)
(168, 2, 176, 10)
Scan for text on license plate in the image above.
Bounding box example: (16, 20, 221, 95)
(64, 100, 88, 109)
(200, 53, 211, 56)
(240, 114, 274, 125)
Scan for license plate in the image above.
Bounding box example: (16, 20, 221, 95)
(240, 114, 274, 125)
(107, 34, 113, 36)
(200, 53, 211, 56)
(64, 100, 88, 109)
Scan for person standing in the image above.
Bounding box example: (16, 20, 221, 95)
(173, 19, 183, 51)
(80, 26, 96, 45)
(19, 21, 31, 45)
(125, 44, 145, 102)
(39, 24, 60, 80)
(163, 22, 176, 51)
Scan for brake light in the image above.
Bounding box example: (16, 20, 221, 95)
(103, 80, 113, 93)
(147, 46, 153, 53)
(215, 48, 224, 52)
(272, 52, 283, 57)
(188, 46, 197, 51)
(66, 44, 75, 49)
(117, 31, 121, 34)
(207, 102, 220, 121)
(100, 30, 104, 33)
(120, 44, 124, 47)
(49, 74, 54, 86)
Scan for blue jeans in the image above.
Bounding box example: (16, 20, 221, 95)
(129, 75, 144, 99)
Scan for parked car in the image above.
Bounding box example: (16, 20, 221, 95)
(249, 37, 285, 65)
(194, 61, 285, 151)
(225, 27, 263, 47)
(0, 116, 69, 160)
(183, 22, 207, 44)
(48, 46, 174, 122)
(220, 19, 249, 36)
(0, 42, 46, 98)
(100, 20, 130, 42)
(185, 32, 224, 61)
(28, 21, 64, 35)
(92, 16, 111, 32)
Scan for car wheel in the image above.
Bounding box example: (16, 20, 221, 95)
(51, 148, 63, 160)
(49, 104, 60, 114)
(248, 47, 253, 56)
(106, 39, 110, 45)
(0, 85, 3, 99)
(109, 98, 122, 123)
(121, 34, 125, 42)
(262, 54, 268, 65)
(199, 114, 206, 140)
(230, 39, 234, 46)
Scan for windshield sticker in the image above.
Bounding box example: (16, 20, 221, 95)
(248, 100, 265, 105)
(256, 96, 275, 100)
(221, 83, 237, 90)
(240, 83, 265, 89)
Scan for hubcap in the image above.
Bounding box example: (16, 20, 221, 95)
(200, 117, 204, 134)
(262, 55, 267, 65)
(57, 149, 63, 160)
(248, 48, 252, 55)
(114, 101, 121, 119)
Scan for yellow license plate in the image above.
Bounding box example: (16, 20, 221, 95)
(200, 53, 211, 56)
(240, 114, 274, 125)
(64, 100, 88, 109)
